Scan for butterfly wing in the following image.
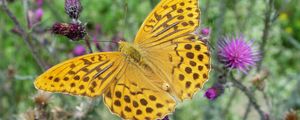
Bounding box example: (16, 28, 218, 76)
(146, 37, 210, 100)
(134, 0, 200, 48)
(133, 0, 210, 100)
(103, 63, 176, 120)
(34, 52, 125, 97)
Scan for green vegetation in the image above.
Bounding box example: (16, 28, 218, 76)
(0, 0, 299, 119)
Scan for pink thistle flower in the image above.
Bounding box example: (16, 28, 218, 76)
(201, 28, 210, 36)
(73, 45, 86, 56)
(204, 88, 217, 100)
(218, 36, 260, 73)
(204, 83, 224, 100)
(34, 8, 43, 22)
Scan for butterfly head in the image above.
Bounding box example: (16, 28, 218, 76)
(118, 41, 127, 52)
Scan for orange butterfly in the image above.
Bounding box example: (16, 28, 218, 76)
(35, 0, 210, 119)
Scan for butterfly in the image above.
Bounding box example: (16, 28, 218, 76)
(34, 0, 210, 119)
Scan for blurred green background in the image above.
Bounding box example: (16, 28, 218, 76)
(0, 0, 300, 120)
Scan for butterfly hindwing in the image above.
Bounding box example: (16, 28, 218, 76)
(34, 52, 125, 97)
(171, 39, 210, 100)
(143, 35, 210, 100)
(103, 63, 176, 120)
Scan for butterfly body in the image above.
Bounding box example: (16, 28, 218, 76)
(119, 41, 145, 65)
(35, 0, 210, 119)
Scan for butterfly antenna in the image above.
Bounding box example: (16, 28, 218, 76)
(93, 40, 119, 44)
(123, 0, 128, 36)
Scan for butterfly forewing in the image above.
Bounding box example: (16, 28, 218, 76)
(34, 52, 125, 97)
(134, 0, 200, 48)
(133, 0, 210, 101)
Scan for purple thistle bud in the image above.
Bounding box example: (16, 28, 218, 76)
(34, 8, 43, 22)
(73, 45, 86, 56)
(204, 83, 224, 100)
(218, 36, 260, 73)
(201, 28, 210, 36)
(204, 88, 217, 100)
(52, 23, 86, 41)
(65, 0, 82, 20)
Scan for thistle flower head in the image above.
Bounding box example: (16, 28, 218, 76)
(34, 8, 43, 21)
(73, 45, 86, 56)
(65, 0, 82, 20)
(201, 28, 210, 36)
(204, 83, 224, 100)
(52, 23, 86, 41)
(218, 36, 260, 73)
(204, 88, 217, 100)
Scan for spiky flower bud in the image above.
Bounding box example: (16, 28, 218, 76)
(52, 22, 86, 41)
(204, 83, 224, 100)
(217, 35, 260, 73)
(73, 45, 86, 56)
(201, 28, 211, 36)
(65, 0, 82, 20)
(35, 8, 43, 22)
